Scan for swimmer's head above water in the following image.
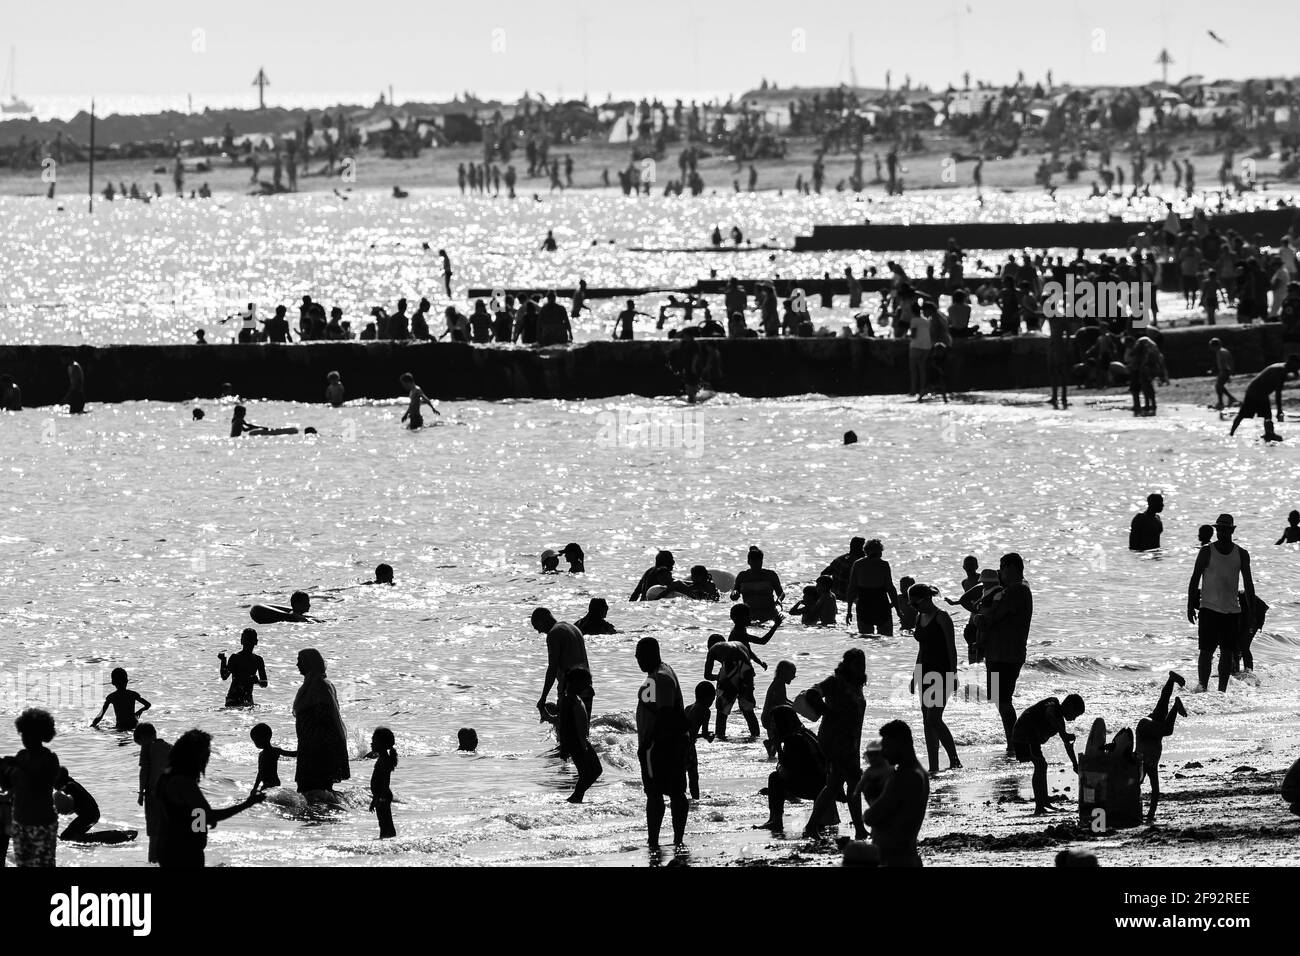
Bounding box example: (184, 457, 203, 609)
(289, 591, 310, 614)
(457, 728, 478, 752)
(373, 563, 394, 585)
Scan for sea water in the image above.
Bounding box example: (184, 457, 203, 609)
(3, 187, 1286, 345)
(2, 392, 1298, 865)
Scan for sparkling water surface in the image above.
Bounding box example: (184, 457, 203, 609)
(4, 187, 1289, 345)
(2, 393, 1298, 865)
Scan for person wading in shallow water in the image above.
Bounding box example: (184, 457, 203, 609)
(1129, 493, 1164, 551)
(977, 552, 1033, 756)
(845, 538, 899, 636)
(1187, 513, 1256, 693)
(292, 649, 350, 799)
(635, 637, 689, 851)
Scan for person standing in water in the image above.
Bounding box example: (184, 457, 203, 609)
(218, 628, 268, 707)
(845, 538, 899, 636)
(908, 584, 961, 773)
(821, 536, 865, 603)
(64, 359, 86, 414)
(635, 638, 690, 850)
(979, 552, 1033, 756)
(398, 372, 439, 430)
(1129, 493, 1164, 551)
(155, 729, 264, 866)
(531, 607, 591, 721)
(292, 649, 350, 798)
(802, 649, 868, 840)
(438, 249, 453, 298)
(731, 546, 784, 623)
(1187, 513, 1256, 692)
(1209, 338, 1238, 411)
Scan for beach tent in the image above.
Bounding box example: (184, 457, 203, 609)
(607, 113, 635, 143)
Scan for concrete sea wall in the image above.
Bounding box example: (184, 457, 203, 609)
(1, 324, 1290, 408)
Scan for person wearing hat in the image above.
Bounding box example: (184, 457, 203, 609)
(558, 543, 585, 573)
(1187, 514, 1256, 692)
(949, 567, 1002, 664)
(193, 329, 206, 344)
(1229, 355, 1300, 440)
(1129, 493, 1164, 551)
(539, 550, 560, 573)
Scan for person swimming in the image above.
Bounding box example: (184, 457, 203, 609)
(457, 728, 479, 752)
(249, 590, 316, 624)
(364, 563, 394, 586)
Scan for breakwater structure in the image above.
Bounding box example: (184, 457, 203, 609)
(793, 204, 1300, 252)
(2, 324, 1292, 408)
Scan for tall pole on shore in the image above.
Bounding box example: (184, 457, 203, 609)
(88, 99, 95, 214)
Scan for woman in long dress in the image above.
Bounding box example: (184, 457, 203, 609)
(293, 649, 350, 798)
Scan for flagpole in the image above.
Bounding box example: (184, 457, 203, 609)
(88, 99, 95, 214)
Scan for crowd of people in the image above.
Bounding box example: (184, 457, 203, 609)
(6, 492, 1298, 868)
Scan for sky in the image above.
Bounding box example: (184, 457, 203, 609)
(6, 0, 1298, 106)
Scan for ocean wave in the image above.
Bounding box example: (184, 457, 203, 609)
(1026, 656, 1148, 676)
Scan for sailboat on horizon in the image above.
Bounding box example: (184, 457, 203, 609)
(2, 47, 34, 114)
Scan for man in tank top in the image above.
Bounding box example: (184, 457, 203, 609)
(1187, 513, 1256, 692)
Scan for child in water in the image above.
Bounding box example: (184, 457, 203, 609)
(790, 585, 820, 624)
(134, 723, 171, 863)
(251, 723, 297, 792)
(558, 668, 602, 803)
(1134, 671, 1187, 823)
(1198, 524, 1214, 547)
(219, 628, 268, 707)
(457, 728, 478, 752)
(1276, 510, 1300, 544)
(366, 727, 398, 837)
(761, 660, 796, 759)
(895, 576, 918, 631)
(325, 371, 345, 407)
(398, 372, 439, 430)
(540, 550, 560, 573)
(91, 668, 151, 731)
(683, 681, 716, 800)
